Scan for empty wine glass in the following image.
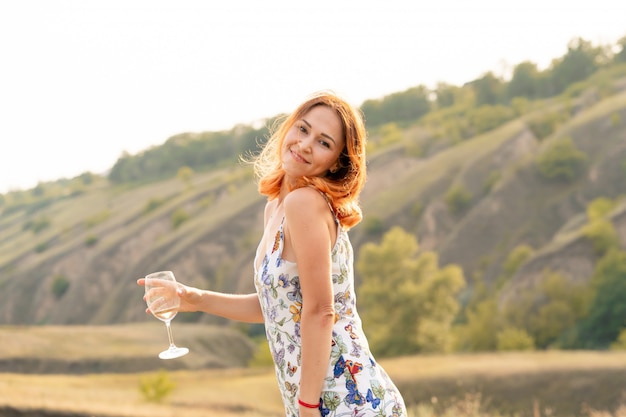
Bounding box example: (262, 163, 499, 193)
(144, 270, 189, 359)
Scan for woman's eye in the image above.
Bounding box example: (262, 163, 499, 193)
(320, 140, 330, 148)
(298, 126, 307, 133)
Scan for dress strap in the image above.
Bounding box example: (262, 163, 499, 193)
(317, 190, 340, 226)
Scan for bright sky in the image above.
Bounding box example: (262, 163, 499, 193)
(0, 0, 624, 193)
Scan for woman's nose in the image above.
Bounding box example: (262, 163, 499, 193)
(298, 135, 313, 152)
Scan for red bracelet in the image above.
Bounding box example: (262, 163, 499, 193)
(298, 398, 320, 409)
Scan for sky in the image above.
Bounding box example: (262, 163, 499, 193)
(0, 0, 624, 193)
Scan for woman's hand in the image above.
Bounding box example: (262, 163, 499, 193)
(137, 278, 203, 314)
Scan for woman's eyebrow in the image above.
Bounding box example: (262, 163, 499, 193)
(302, 119, 337, 144)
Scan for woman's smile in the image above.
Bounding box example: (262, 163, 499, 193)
(289, 148, 309, 164)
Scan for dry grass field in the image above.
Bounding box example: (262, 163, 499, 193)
(0, 367, 284, 417)
(0, 351, 626, 417)
(3, 325, 626, 416)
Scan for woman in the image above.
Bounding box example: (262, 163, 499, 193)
(140, 91, 407, 417)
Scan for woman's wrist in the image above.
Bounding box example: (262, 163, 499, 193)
(298, 398, 321, 409)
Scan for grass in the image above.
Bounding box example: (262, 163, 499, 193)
(3, 327, 626, 417)
(0, 323, 255, 370)
(0, 368, 283, 417)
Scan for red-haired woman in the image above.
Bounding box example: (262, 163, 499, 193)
(139, 91, 407, 417)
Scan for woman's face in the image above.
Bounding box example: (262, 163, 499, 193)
(281, 105, 345, 180)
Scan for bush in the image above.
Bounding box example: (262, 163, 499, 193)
(171, 208, 190, 229)
(139, 370, 175, 403)
(582, 219, 619, 256)
(527, 111, 569, 140)
(143, 197, 165, 214)
(34, 242, 48, 253)
(587, 197, 617, 221)
(496, 327, 535, 351)
(51, 275, 70, 299)
(85, 235, 99, 247)
(445, 184, 472, 214)
(482, 170, 501, 194)
(502, 244, 534, 278)
(535, 137, 587, 182)
(23, 216, 51, 234)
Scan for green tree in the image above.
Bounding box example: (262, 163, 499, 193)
(357, 227, 465, 356)
(361, 86, 431, 127)
(469, 72, 505, 106)
(456, 298, 502, 351)
(507, 61, 541, 100)
(536, 272, 590, 348)
(535, 137, 587, 181)
(576, 250, 626, 348)
(434, 82, 461, 108)
(503, 271, 590, 349)
(549, 37, 601, 94)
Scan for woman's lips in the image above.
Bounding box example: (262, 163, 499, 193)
(290, 149, 309, 164)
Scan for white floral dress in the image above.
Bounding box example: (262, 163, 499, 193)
(254, 217, 407, 417)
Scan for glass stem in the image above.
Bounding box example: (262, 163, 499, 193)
(165, 321, 176, 348)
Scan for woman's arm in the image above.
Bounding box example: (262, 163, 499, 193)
(283, 188, 336, 410)
(137, 200, 272, 324)
(138, 278, 264, 323)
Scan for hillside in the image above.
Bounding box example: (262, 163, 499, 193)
(1, 73, 626, 327)
(0, 323, 255, 374)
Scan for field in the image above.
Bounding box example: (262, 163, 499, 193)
(2, 325, 626, 416)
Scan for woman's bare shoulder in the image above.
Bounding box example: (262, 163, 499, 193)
(284, 187, 327, 213)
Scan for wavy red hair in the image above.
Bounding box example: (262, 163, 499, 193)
(253, 91, 367, 229)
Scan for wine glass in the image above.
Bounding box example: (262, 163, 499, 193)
(144, 271, 189, 359)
